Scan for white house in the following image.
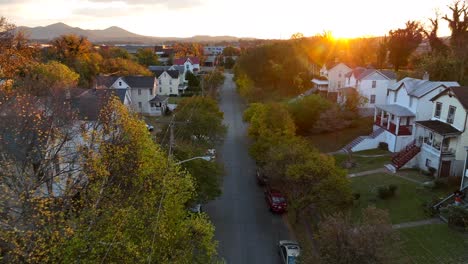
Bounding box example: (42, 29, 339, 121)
(319, 62, 352, 100)
(153, 70, 180, 96)
(204, 46, 224, 55)
(338, 68, 397, 115)
(413, 86, 468, 177)
(344, 77, 459, 157)
(173, 57, 200, 73)
(94, 75, 164, 116)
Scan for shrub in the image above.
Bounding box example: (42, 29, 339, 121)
(447, 206, 468, 231)
(433, 178, 447, 189)
(378, 142, 388, 151)
(423, 197, 443, 217)
(377, 185, 398, 199)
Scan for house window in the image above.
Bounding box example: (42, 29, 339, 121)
(150, 89, 153, 95)
(434, 102, 442, 118)
(138, 102, 142, 109)
(426, 159, 432, 168)
(370, 95, 376, 104)
(169, 79, 172, 85)
(337, 81, 341, 89)
(170, 87, 173, 93)
(394, 91, 398, 102)
(447, 105, 456, 124)
(119, 81, 122, 86)
(138, 89, 141, 95)
(338, 72, 342, 77)
(159, 79, 162, 85)
(372, 80, 376, 88)
(186, 64, 189, 70)
(409, 97, 413, 107)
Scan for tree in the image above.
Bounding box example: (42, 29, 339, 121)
(15, 61, 79, 95)
(423, 14, 448, 54)
(100, 58, 152, 76)
(288, 95, 331, 134)
(99, 46, 132, 60)
(376, 37, 388, 69)
(173, 96, 226, 148)
(317, 208, 399, 264)
(261, 137, 352, 220)
(222, 46, 240, 56)
(387, 21, 423, 71)
(186, 71, 200, 89)
(135, 48, 159, 66)
(442, 0, 468, 84)
(59, 98, 219, 263)
(202, 70, 225, 97)
(0, 17, 35, 78)
(223, 57, 235, 69)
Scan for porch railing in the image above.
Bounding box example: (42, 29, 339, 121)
(375, 116, 412, 136)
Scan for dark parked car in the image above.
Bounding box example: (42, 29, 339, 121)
(256, 168, 268, 186)
(264, 187, 287, 213)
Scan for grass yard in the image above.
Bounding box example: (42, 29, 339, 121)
(334, 150, 391, 173)
(168, 97, 185, 104)
(308, 117, 374, 153)
(351, 173, 450, 224)
(398, 224, 468, 264)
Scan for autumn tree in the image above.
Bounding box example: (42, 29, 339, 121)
(135, 47, 159, 66)
(100, 57, 152, 76)
(222, 46, 240, 56)
(387, 21, 423, 71)
(0, 17, 36, 78)
(15, 61, 79, 95)
(99, 46, 132, 60)
(202, 70, 225, 97)
(317, 208, 399, 264)
(376, 37, 388, 69)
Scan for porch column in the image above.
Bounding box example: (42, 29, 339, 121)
(387, 114, 391, 130)
(396, 116, 400, 136)
(380, 110, 384, 126)
(374, 107, 377, 122)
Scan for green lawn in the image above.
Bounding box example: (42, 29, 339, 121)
(334, 150, 391, 173)
(168, 97, 185, 104)
(399, 224, 468, 264)
(351, 173, 450, 224)
(308, 117, 374, 153)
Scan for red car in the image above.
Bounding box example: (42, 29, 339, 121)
(264, 187, 287, 213)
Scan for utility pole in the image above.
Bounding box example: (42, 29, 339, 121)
(169, 123, 174, 157)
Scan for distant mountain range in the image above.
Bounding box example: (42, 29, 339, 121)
(16, 22, 253, 44)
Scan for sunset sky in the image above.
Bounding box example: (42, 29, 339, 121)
(0, 0, 456, 39)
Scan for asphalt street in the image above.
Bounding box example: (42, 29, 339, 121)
(205, 73, 291, 264)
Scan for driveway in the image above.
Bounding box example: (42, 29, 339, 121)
(205, 73, 291, 264)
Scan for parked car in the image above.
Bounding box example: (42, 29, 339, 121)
(278, 240, 301, 264)
(256, 168, 268, 186)
(264, 187, 287, 213)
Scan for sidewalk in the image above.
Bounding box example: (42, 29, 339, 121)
(392, 218, 442, 229)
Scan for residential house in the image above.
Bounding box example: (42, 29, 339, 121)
(204, 46, 224, 55)
(413, 86, 468, 177)
(149, 65, 188, 93)
(343, 77, 459, 156)
(94, 75, 165, 116)
(173, 57, 200, 73)
(338, 68, 397, 115)
(152, 70, 180, 96)
(319, 62, 352, 100)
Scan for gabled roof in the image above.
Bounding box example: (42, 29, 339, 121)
(72, 89, 123, 121)
(379, 70, 397, 80)
(122, 76, 155, 88)
(148, 65, 171, 72)
(431, 86, 468, 110)
(95, 76, 120, 89)
(416, 120, 462, 135)
(345, 67, 366, 78)
(153, 70, 179, 79)
(389, 77, 460, 98)
(326, 62, 351, 71)
(149, 95, 168, 103)
(173, 57, 200, 65)
(169, 65, 185, 74)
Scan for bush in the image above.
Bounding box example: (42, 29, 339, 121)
(422, 197, 443, 217)
(447, 206, 468, 231)
(433, 178, 447, 189)
(378, 142, 388, 151)
(377, 185, 398, 199)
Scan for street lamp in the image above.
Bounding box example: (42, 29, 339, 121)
(175, 156, 211, 165)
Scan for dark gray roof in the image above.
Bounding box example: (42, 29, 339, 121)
(375, 104, 415, 117)
(416, 120, 462, 135)
(379, 70, 397, 80)
(72, 89, 121, 121)
(149, 95, 168, 103)
(95, 76, 119, 88)
(345, 67, 366, 78)
(389, 77, 459, 98)
(122, 76, 155, 88)
(148, 65, 171, 71)
(152, 70, 179, 79)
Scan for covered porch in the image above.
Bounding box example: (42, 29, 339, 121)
(415, 120, 461, 157)
(149, 95, 169, 116)
(374, 104, 415, 136)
